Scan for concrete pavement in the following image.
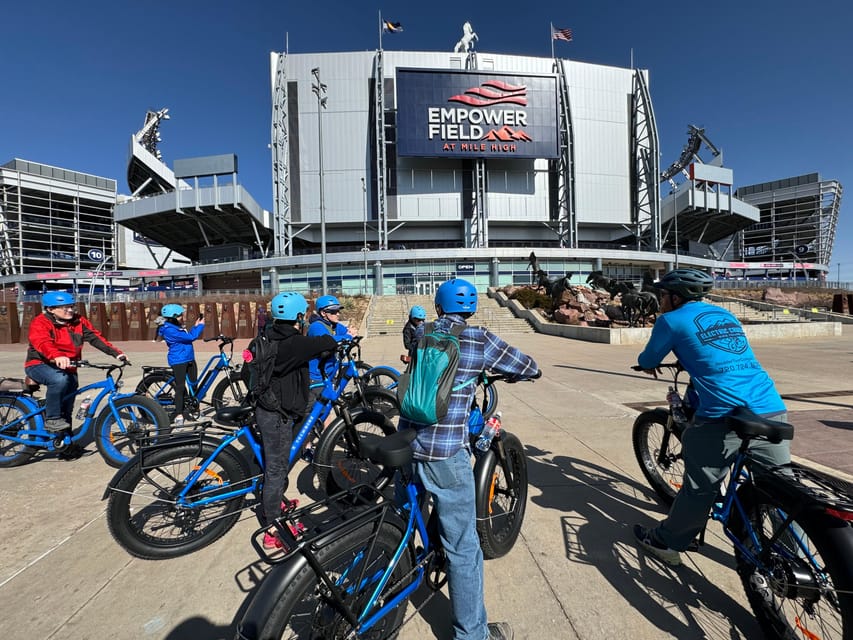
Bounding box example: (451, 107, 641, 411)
(0, 328, 851, 639)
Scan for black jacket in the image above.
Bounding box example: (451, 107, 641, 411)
(402, 320, 419, 352)
(264, 322, 337, 416)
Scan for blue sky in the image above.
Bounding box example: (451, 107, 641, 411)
(2, 1, 851, 280)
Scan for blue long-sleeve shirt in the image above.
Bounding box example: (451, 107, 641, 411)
(637, 300, 785, 419)
(159, 321, 204, 366)
(307, 318, 351, 382)
(400, 314, 539, 461)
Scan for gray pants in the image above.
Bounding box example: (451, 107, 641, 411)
(655, 413, 790, 551)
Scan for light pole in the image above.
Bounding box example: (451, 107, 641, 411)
(88, 255, 113, 307)
(673, 211, 679, 268)
(312, 67, 328, 294)
(361, 177, 368, 294)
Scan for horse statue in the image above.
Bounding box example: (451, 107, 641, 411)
(550, 272, 575, 306)
(527, 251, 541, 284)
(534, 269, 555, 296)
(641, 270, 660, 300)
(454, 21, 478, 53)
(612, 281, 659, 327)
(586, 271, 614, 292)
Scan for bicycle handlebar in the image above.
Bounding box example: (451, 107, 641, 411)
(203, 335, 234, 344)
(70, 359, 130, 371)
(631, 361, 680, 372)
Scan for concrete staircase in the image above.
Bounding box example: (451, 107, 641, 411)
(706, 295, 807, 323)
(364, 294, 534, 338)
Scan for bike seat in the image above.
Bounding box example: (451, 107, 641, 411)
(359, 428, 417, 469)
(726, 407, 794, 444)
(215, 404, 254, 426)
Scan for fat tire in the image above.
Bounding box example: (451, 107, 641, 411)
(632, 409, 683, 506)
(361, 365, 400, 391)
(211, 374, 248, 410)
(476, 431, 528, 559)
(314, 410, 397, 495)
(95, 395, 171, 468)
(731, 482, 853, 639)
(0, 396, 37, 467)
(241, 520, 411, 639)
(106, 441, 250, 559)
(135, 372, 176, 414)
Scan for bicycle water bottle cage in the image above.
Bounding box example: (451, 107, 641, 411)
(725, 407, 794, 444)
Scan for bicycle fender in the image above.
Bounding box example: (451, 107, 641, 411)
(101, 433, 233, 500)
(632, 408, 670, 430)
(473, 448, 498, 518)
(236, 555, 311, 639)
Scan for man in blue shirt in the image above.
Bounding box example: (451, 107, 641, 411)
(633, 268, 789, 566)
(400, 278, 539, 640)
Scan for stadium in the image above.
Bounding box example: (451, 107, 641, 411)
(0, 37, 842, 298)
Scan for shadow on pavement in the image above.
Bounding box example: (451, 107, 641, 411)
(525, 444, 761, 639)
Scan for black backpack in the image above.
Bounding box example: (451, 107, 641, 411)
(243, 332, 285, 413)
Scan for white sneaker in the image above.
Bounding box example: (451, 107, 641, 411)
(173, 415, 185, 426)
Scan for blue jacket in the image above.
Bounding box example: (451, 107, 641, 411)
(159, 321, 205, 366)
(637, 300, 785, 419)
(307, 317, 350, 382)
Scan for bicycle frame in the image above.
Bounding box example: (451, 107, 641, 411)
(1, 365, 137, 450)
(147, 339, 235, 404)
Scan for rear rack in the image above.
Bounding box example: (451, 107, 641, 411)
(759, 462, 853, 513)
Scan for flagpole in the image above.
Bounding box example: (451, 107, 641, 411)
(378, 10, 383, 51)
(550, 22, 555, 59)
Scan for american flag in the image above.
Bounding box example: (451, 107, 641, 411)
(383, 20, 404, 34)
(552, 27, 573, 42)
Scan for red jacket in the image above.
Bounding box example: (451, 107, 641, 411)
(26, 313, 123, 371)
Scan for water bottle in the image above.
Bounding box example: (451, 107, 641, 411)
(475, 411, 502, 452)
(76, 396, 93, 420)
(666, 389, 688, 423)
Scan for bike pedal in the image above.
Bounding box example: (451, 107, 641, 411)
(301, 448, 314, 463)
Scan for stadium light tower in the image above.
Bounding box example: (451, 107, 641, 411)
(312, 68, 328, 294)
(361, 177, 368, 294)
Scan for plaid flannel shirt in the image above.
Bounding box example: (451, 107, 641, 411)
(400, 314, 539, 461)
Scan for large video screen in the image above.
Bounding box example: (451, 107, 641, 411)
(395, 68, 559, 159)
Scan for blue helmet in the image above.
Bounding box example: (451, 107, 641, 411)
(42, 292, 75, 308)
(161, 304, 185, 319)
(435, 278, 477, 314)
(271, 292, 308, 320)
(409, 305, 427, 320)
(315, 295, 341, 312)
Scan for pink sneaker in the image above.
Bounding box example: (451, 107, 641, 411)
(280, 498, 299, 513)
(262, 532, 284, 549)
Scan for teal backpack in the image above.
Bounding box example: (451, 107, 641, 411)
(397, 322, 474, 424)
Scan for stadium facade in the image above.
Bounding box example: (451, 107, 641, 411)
(0, 38, 842, 298)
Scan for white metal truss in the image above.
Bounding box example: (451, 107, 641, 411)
(373, 50, 389, 250)
(554, 59, 577, 248)
(819, 180, 842, 265)
(271, 52, 291, 256)
(631, 69, 661, 251)
(0, 196, 17, 276)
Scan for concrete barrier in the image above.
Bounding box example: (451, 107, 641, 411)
(490, 289, 842, 345)
(0, 303, 20, 344)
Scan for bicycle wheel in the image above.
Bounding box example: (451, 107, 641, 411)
(135, 372, 176, 414)
(240, 520, 412, 639)
(475, 380, 499, 420)
(95, 395, 170, 468)
(632, 409, 683, 506)
(106, 441, 251, 559)
(732, 484, 853, 639)
(356, 386, 399, 418)
(0, 397, 37, 467)
(361, 365, 400, 391)
(476, 431, 528, 559)
(314, 410, 397, 495)
(211, 374, 248, 410)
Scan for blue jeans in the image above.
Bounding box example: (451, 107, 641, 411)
(25, 364, 79, 422)
(408, 447, 488, 640)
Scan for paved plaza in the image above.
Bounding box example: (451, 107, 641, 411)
(0, 328, 851, 639)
